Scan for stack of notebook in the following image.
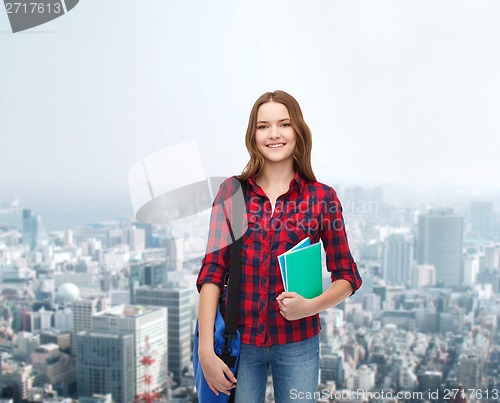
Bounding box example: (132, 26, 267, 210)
(278, 238, 323, 299)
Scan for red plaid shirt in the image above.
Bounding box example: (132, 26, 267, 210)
(197, 171, 362, 346)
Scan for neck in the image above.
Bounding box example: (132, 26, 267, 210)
(256, 161, 295, 189)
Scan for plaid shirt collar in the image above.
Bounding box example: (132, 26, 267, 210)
(247, 170, 306, 194)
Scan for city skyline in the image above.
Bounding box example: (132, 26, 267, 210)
(1, 178, 500, 232)
(0, 185, 498, 402)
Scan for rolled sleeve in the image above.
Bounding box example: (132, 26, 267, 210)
(196, 264, 226, 292)
(320, 187, 362, 295)
(196, 250, 230, 292)
(196, 179, 233, 293)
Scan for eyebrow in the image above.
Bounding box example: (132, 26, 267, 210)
(256, 118, 291, 124)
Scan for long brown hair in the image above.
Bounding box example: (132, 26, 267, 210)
(239, 90, 316, 182)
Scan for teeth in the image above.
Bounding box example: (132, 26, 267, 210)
(268, 144, 284, 148)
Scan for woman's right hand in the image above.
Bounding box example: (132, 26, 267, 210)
(197, 283, 236, 395)
(199, 348, 237, 396)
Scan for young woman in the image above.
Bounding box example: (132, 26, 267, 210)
(196, 90, 362, 402)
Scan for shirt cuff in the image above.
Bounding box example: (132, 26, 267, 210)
(196, 265, 226, 293)
(330, 272, 362, 296)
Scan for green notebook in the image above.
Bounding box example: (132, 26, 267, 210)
(284, 242, 323, 299)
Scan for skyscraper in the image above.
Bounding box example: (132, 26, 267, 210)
(125, 226, 146, 251)
(76, 332, 135, 403)
(382, 234, 414, 285)
(164, 236, 178, 272)
(129, 260, 166, 303)
(135, 286, 193, 384)
(458, 352, 482, 389)
(320, 353, 344, 387)
(71, 297, 111, 355)
(134, 222, 155, 248)
(469, 201, 493, 234)
(22, 209, 40, 251)
(417, 209, 464, 287)
(91, 305, 168, 397)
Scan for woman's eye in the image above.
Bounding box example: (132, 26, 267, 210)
(257, 125, 267, 130)
(281, 123, 290, 127)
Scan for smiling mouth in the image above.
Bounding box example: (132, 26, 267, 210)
(267, 143, 285, 148)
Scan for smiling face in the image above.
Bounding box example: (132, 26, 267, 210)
(255, 101, 297, 167)
(241, 90, 316, 182)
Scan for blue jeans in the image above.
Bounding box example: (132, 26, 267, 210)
(233, 335, 319, 403)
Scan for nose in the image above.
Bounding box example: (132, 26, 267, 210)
(269, 125, 280, 139)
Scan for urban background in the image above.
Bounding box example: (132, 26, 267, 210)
(0, 180, 499, 402)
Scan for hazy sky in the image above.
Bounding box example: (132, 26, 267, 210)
(1, 0, 499, 227)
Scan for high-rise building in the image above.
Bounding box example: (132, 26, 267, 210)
(320, 353, 344, 387)
(106, 228, 124, 248)
(0, 359, 34, 402)
(134, 222, 155, 248)
(21, 310, 40, 332)
(164, 237, 178, 272)
(482, 245, 500, 270)
(382, 234, 414, 285)
(417, 209, 464, 287)
(125, 226, 146, 251)
(135, 286, 192, 384)
(38, 307, 53, 330)
(54, 306, 73, 331)
(458, 352, 482, 389)
(476, 268, 500, 293)
(14, 332, 40, 359)
(469, 201, 493, 233)
(22, 209, 40, 251)
(91, 305, 168, 397)
(129, 260, 166, 302)
(398, 362, 418, 391)
(76, 332, 135, 403)
(109, 290, 130, 307)
(463, 255, 480, 287)
(71, 297, 111, 354)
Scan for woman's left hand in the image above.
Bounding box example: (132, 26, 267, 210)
(276, 292, 316, 321)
